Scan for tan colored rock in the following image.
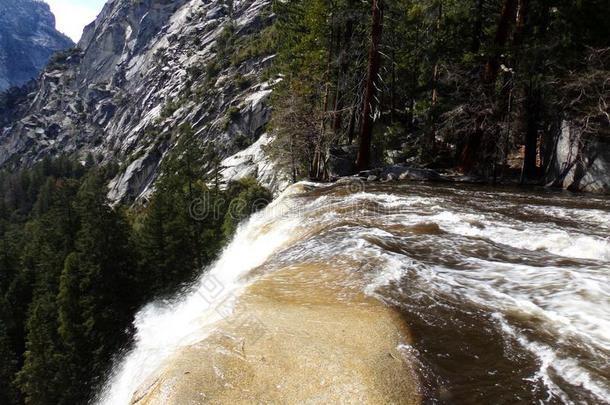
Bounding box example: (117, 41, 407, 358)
(132, 264, 420, 405)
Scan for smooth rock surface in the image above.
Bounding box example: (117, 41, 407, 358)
(219, 133, 291, 196)
(131, 264, 420, 404)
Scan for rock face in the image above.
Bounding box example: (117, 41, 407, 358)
(0, 0, 73, 91)
(219, 132, 291, 196)
(0, 0, 285, 202)
(547, 121, 610, 194)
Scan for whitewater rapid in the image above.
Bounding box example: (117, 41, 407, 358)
(97, 181, 610, 404)
(96, 185, 309, 404)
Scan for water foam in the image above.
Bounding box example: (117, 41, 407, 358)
(495, 313, 610, 403)
(354, 191, 610, 403)
(97, 182, 610, 404)
(96, 187, 305, 405)
(430, 211, 610, 262)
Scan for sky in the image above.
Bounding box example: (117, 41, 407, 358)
(45, 0, 108, 42)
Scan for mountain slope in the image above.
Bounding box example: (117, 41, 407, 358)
(0, 0, 73, 91)
(0, 0, 287, 202)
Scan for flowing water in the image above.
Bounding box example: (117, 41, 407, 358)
(98, 181, 610, 404)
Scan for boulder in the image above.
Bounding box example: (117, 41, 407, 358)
(378, 165, 441, 182)
(547, 120, 610, 194)
(328, 145, 358, 178)
(130, 264, 420, 405)
(382, 172, 398, 182)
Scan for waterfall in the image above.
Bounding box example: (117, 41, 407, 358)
(96, 185, 308, 405)
(97, 182, 610, 404)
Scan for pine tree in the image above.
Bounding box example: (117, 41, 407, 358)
(0, 320, 20, 405)
(222, 178, 272, 239)
(56, 172, 138, 402)
(16, 177, 81, 404)
(16, 293, 64, 405)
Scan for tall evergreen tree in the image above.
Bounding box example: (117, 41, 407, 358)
(56, 172, 138, 402)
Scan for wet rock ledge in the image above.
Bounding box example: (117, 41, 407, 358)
(131, 264, 420, 404)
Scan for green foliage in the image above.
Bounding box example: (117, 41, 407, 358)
(231, 24, 279, 66)
(160, 99, 179, 120)
(270, 0, 610, 177)
(236, 76, 252, 91)
(222, 178, 272, 239)
(206, 61, 221, 81)
(56, 173, 138, 402)
(0, 321, 19, 405)
(136, 125, 271, 299)
(16, 293, 64, 405)
(0, 153, 271, 404)
(269, 0, 370, 179)
(46, 48, 82, 71)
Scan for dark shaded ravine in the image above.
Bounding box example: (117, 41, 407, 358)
(99, 182, 610, 404)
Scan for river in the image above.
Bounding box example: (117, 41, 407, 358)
(97, 181, 610, 404)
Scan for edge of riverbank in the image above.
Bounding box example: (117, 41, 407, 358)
(334, 164, 610, 196)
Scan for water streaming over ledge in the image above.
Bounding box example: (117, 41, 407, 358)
(97, 182, 610, 404)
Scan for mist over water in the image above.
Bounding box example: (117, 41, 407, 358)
(98, 182, 610, 404)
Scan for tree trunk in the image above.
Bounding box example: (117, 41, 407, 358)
(461, 0, 518, 173)
(514, 0, 538, 182)
(427, 1, 443, 158)
(471, 0, 484, 53)
(521, 82, 540, 182)
(332, 4, 355, 136)
(514, 0, 528, 43)
(483, 0, 518, 85)
(313, 12, 337, 180)
(332, 77, 344, 135)
(431, 1, 442, 107)
(347, 107, 356, 144)
(356, 0, 384, 171)
(390, 48, 396, 123)
(459, 119, 484, 173)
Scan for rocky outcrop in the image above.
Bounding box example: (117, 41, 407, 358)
(356, 165, 444, 183)
(547, 121, 610, 194)
(0, 0, 73, 91)
(0, 0, 278, 202)
(219, 132, 291, 196)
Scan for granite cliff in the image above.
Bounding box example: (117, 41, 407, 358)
(0, 0, 73, 91)
(0, 0, 288, 203)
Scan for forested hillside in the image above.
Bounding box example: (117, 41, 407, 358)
(269, 0, 609, 186)
(0, 140, 270, 404)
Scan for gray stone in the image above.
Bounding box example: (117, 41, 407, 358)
(381, 172, 397, 182)
(217, 133, 291, 196)
(376, 164, 441, 182)
(358, 169, 381, 178)
(547, 120, 610, 194)
(0, 0, 73, 91)
(0, 0, 278, 203)
(328, 145, 357, 178)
